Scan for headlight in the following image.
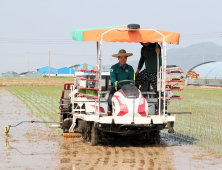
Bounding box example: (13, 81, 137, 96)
(118, 97, 126, 105)
(139, 98, 144, 105)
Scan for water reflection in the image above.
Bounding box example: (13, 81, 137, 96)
(4, 137, 57, 156)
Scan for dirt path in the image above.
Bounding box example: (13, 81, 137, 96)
(1, 87, 222, 170)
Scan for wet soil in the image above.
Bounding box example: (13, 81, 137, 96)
(0, 87, 61, 169)
(1, 87, 222, 170)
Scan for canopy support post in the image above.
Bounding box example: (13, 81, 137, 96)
(163, 42, 166, 116)
(97, 41, 102, 115)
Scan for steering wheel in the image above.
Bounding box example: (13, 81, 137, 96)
(117, 80, 135, 87)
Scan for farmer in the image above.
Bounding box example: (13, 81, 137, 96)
(135, 42, 161, 92)
(108, 49, 134, 115)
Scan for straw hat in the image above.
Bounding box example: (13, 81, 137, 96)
(112, 49, 133, 58)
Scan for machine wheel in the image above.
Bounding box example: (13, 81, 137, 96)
(168, 128, 175, 133)
(91, 124, 99, 146)
(82, 126, 90, 141)
(62, 118, 72, 133)
(147, 130, 160, 144)
(153, 131, 160, 144)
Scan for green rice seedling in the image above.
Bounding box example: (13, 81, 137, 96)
(85, 89, 98, 96)
(79, 89, 86, 94)
(5, 86, 63, 124)
(166, 88, 222, 154)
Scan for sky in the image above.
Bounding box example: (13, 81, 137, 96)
(0, 0, 221, 74)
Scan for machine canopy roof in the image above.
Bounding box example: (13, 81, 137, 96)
(72, 25, 180, 45)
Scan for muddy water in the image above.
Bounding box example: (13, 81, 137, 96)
(0, 87, 61, 169)
(1, 87, 222, 170)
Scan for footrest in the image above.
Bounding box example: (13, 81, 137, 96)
(166, 79, 184, 82)
(162, 95, 184, 100)
(165, 87, 184, 91)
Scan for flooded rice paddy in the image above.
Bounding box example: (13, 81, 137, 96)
(0, 87, 222, 170)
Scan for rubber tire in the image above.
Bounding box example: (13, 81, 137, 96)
(147, 131, 160, 144)
(82, 126, 90, 141)
(91, 124, 99, 146)
(153, 131, 160, 144)
(168, 128, 175, 133)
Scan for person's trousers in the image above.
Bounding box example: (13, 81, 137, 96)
(108, 87, 118, 111)
(135, 69, 157, 92)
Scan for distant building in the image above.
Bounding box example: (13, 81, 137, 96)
(186, 61, 222, 86)
(37, 66, 58, 76)
(69, 63, 94, 75)
(36, 64, 109, 76)
(22, 71, 43, 78)
(20, 72, 28, 76)
(57, 67, 75, 76)
(69, 63, 94, 70)
(2, 71, 20, 78)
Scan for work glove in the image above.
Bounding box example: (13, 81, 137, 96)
(114, 81, 118, 87)
(114, 81, 118, 90)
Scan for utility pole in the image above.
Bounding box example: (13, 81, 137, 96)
(49, 51, 50, 78)
(28, 52, 29, 72)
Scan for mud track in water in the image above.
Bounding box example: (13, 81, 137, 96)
(0, 87, 222, 170)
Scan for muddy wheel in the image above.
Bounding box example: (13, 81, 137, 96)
(139, 132, 147, 141)
(147, 130, 160, 144)
(82, 126, 90, 141)
(63, 118, 72, 133)
(168, 128, 175, 133)
(153, 131, 160, 144)
(91, 124, 99, 146)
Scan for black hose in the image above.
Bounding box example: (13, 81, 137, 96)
(7, 121, 59, 134)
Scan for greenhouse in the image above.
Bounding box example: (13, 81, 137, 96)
(24, 71, 43, 78)
(186, 61, 222, 86)
(1, 71, 20, 78)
